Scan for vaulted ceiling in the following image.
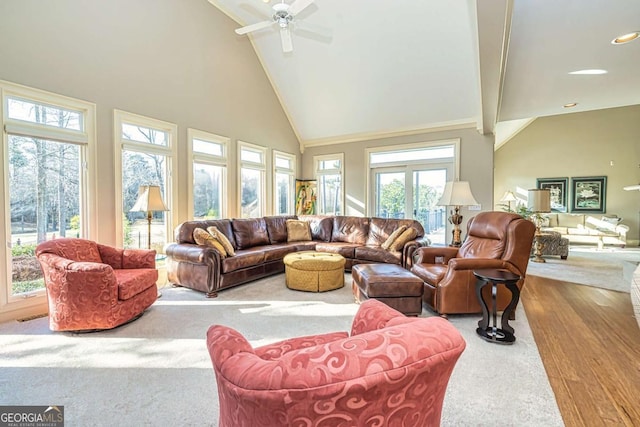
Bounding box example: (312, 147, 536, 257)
(207, 0, 640, 148)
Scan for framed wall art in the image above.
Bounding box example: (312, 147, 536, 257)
(295, 179, 317, 215)
(536, 177, 568, 212)
(571, 176, 607, 213)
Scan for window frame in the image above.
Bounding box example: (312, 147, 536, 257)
(187, 128, 229, 220)
(314, 153, 344, 215)
(272, 150, 296, 216)
(237, 141, 267, 218)
(0, 80, 97, 312)
(113, 110, 178, 249)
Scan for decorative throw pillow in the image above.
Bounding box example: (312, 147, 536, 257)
(381, 225, 408, 250)
(207, 226, 236, 257)
(601, 216, 621, 225)
(286, 220, 312, 242)
(193, 228, 227, 256)
(389, 227, 418, 252)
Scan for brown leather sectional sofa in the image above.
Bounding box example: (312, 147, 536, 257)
(165, 215, 429, 297)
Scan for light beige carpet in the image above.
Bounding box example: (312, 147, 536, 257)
(0, 274, 562, 426)
(526, 246, 640, 292)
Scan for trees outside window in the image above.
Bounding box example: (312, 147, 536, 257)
(239, 142, 266, 218)
(189, 129, 228, 220)
(273, 150, 295, 215)
(1, 83, 96, 299)
(114, 110, 176, 251)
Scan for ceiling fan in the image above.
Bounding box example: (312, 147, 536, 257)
(234, 0, 315, 53)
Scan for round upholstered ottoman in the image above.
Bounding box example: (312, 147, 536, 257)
(283, 251, 345, 292)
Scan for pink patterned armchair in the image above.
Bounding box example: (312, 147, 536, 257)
(207, 299, 466, 427)
(36, 238, 158, 332)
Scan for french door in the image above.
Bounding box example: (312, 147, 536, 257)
(372, 165, 452, 245)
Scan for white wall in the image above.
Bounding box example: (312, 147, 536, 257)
(0, 0, 300, 245)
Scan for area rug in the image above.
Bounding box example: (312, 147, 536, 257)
(526, 246, 640, 292)
(0, 274, 562, 426)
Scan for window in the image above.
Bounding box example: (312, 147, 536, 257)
(273, 150, 296, 215)
(238, 142, 267, 218)
(114, 110, 177, 252)
(1, 81, 96, 304)
(188, 129, 228, 220)
(367, 140, 458, 245)
(314, 153, 344, 215)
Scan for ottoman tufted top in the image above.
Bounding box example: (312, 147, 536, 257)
(283, 251, 345, 271)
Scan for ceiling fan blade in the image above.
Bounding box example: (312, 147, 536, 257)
(235, 20, 274, 35)
(288, 0, 314, 16)
(294, 20, 332, 40)
(280, 27, 293, 53)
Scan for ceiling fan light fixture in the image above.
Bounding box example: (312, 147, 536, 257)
(563, 102, 578, 108)
(611, 31, 639, 44)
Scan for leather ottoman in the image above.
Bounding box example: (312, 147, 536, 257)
(283, 251, 345, 292)
(351, 264, 424, 316)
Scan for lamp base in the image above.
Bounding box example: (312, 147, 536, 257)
(532, 230, 546, 263)
(448, 206, 463, 247)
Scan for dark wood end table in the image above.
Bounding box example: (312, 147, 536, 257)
(473, 268, 522, 345)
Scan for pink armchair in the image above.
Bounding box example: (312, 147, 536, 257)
(207, 299, 466, 427)
(36, 238, 158, 332)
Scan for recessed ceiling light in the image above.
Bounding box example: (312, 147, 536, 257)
(563, 103, 578, 108)
(611, 31, 639, 44)
(568, 69, 608, 75)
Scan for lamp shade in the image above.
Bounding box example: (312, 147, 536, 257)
(437, 181, 479, 206)
(500, 190, 517, 202)
(528, 189, 551, 213)
(130, 185, 168, 212)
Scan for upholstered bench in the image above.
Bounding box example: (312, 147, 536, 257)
(283, 251, 345, 292)
(351, 264, 424, 316)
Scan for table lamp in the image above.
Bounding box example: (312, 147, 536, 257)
(437, 181, 479, 247)
(500, 190, 517, 212)
(130, 185, 168, 249)
(528, 188, 551, 263)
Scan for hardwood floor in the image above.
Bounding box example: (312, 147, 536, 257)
(522, 275, 640, 426)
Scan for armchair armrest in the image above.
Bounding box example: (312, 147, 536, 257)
(207, 325, 255, 369)
(447, 258, 508, 271)
(413, 246, 460, 264)
(350, 299, 409, 336)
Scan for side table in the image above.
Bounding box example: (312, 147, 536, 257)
(473, 268, 521, 345)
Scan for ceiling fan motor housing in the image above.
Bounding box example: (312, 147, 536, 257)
(273, 4, 292, 28)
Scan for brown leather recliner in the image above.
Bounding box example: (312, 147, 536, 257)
(410, 211, 535, 316)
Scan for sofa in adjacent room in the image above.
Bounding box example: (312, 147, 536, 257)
(165, 215, 429, 297)
(541, 213, 628, 247)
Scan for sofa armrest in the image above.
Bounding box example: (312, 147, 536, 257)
(254, 332, 349, 360)
(165, 243, 220, 264)
(350, 299, 408, 336)
(402, 236, 431, 268)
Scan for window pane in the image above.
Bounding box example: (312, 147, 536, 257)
(193, 138, 223, 157)
(370, 146, 454, 165)
(375, 172, 405, 218)
(241, 148, 263, 164)
(318, 174, 341, 215)
(275, 156, 291, 170)
(9, 135, 80, 296)
(276, 172, 292, 215)
(122, 123, 168, 147)
(318, 159, 340, 170)
(8, 97, 83, 131)
(194, 163, 224, 219)
(241, 168, 262, 218)
(122, 150, 167, 250)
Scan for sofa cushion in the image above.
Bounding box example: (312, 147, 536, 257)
(264, 215, 296, 244)
(298, 215, 333, 242)
(207, 226, 235, 256)
(286, 220, 312, 242)
(367, 218, 420, 246)
(114, 269, 157, 300)
(193, 228, 226, 256)
(544, 213, 558, 228)
(314, 242, 359, 258)
(389, 228, 418, 252)
(232, 218, 270, 249)
(332, 216, 369, 244)
(221, 249, 266, 273)
(557, 213, 585, 228)
(381, 225, 407, 250)
(354, 246, 402, 264)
